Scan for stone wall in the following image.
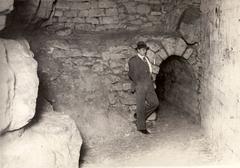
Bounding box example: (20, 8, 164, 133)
(52, 0, 200, 32)
(200, 0, 240, 162)
(30, 31, 199, 145)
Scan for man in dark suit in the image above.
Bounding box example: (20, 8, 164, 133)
(128, 41, 159, 134)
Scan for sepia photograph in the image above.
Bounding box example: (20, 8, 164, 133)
(0, 0, 240, 168)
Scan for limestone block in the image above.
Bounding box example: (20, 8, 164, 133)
(141, 22, 153, 28)
(156, 48, 168, 60)
(124, 2, 137, 14)
(100, 16, 117, 24)
(64, 10, 78, 17)
(179, 7, 201, 44)
(109, 60, 123, 68)
(56, 28, 72, 36)
(123, 82, 131, 91)
(90, 0, 99, 9)
(72, 17, 85, 23)
(92, 63, 104, 72)
(56, 1, 70, 10)
(70, 2, 90, 10)
(0, 112, 82, 168)
(154, 54, 163, 65)
(64, 23, 74, 29)
(150, 11, 162, 15)
(105, 8, 118, 16)
(78, 10, 89, 17)
(152, 64, 160, 74)
(111, 83, 123, 91)
(124, 62, 129, 71)
(75, 23, 94, 31)
(99, 0, 116, 8)
(146, 41, 161, 52)
(54, 10, 63, 17)
(0, 0, 14, 13)
(89, 9, 105, 17)
(86, 17, 99, 24)
(120, 93, 136, 105)
(182, 47, 194, 59)
(108, 93, 117, 105)
(137, 4, 151, 15)
(146, 50, 156, 64)
(149, 0, 161, 4)
(0, 39, 39, 133)
(161, 37, 187, 56)
(82, 48, 100, 57)
(180, 18, 201, 44)
(135, 0, 149, 2)
(37, 0, 56, 18)
(131, 19, 143, 25)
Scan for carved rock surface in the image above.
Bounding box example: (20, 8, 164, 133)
(0, 39, 39, 133)
(0, 0, 14, 30)
(0, 112, 82, 168)
(161, 37, 187, 56)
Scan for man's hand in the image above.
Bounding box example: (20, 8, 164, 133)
(130, 88, 136, 94)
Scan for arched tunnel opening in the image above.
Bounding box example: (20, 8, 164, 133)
(1, 0, 240, 167)
(155, 55, 200, 124)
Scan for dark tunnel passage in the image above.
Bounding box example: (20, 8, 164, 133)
(155, 55, 200, 123)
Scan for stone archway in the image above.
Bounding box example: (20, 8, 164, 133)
(133, 35, 197, 81)
(155, 55, 200, 123)
(133, 35, 200, 122)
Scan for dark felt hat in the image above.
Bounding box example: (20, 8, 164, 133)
(135, 41, 149, 50)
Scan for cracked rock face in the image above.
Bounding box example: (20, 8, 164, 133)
(0, 39, 39, 134)
(0, 0, 14, 30)
(0, 112, 82, 168)
(179, 7, 201, 44)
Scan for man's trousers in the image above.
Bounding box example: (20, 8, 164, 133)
(135, 84, 159, 130)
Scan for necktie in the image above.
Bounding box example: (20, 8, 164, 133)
(143, 56, 147, 63)
(143, 56, 152, 74)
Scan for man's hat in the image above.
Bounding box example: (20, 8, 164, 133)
(135, 41, 149, 50)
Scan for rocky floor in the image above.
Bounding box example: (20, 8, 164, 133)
(79, 101, 219, 168)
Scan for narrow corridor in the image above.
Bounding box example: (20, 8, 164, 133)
(80, 101, 217, 168)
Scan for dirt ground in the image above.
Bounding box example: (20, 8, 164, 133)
(79, 101, 219, 168)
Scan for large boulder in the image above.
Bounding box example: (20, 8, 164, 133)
(15, 0, 55, 24)
(0, 0, 14, 30)
(179, 7, 201, 44)
(0, 0, 14, 12)
(0, 112, 82, 168)
(0, 39, 39, 134)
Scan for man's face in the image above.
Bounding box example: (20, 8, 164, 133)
(137, 48, 147, 56)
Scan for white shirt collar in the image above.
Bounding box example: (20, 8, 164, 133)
(137, 53, 153, 74)
(137, 53, 145, 60)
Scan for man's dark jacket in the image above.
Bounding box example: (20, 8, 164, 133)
(128, 55, 152, 90)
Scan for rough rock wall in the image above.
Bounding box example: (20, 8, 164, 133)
(0, 39, 38, 133)
(0, 112, 82, 168)
(31, 31, 199, 145)
(0, 0, 14, 30)
(200, 0, 240, 162)
(52, 0, 200, 32)
(13, 0, 55, 24)
(0, 38, 82, 168)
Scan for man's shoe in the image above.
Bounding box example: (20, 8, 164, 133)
(138, 129, 150, 134)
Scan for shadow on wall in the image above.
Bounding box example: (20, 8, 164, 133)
(155, 55, 200, 123)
